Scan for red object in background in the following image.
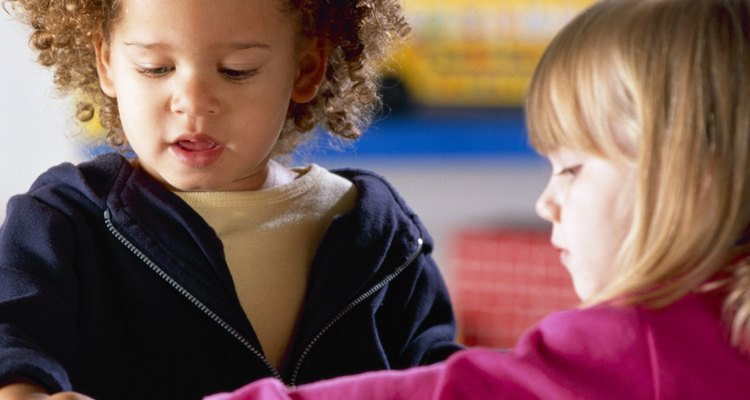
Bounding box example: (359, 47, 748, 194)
(447, 229, 579, 349)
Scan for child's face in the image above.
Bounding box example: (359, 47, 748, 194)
(94, 0, 326, 191)
(535, 148, 635, 301)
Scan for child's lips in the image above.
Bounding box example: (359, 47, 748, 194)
(551, 242, 568, 266)
(171, 134, 224, 167)
(177, 139, 218, 151)
(174, 134, 221, 151)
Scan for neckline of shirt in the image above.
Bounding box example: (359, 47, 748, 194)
(172, 164, 324, 207)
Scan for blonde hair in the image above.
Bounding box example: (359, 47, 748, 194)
(527, 0, 750, 347)
(4, 0, 409, 156)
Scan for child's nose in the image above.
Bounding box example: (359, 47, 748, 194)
(535, 182, 560, 223)
(170, 73, 220, 117)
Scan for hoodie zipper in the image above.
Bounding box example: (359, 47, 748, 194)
(105, 209, 424, 388)
(288, 237, 424, 387)
(103, 210, 283, 381)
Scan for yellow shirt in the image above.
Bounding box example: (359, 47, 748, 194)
(175, 164, 357, 368)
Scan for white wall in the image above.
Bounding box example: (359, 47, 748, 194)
(0, 11, 83, 220)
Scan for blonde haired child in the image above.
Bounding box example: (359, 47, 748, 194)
(206, 0, 750, 398)
(0, 0, 461, 399)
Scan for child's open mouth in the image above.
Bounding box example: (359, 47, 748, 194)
(171, 134, 224, 167)
(177, 139, 219, 152)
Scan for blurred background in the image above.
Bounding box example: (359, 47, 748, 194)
(1, 0, 595, 348)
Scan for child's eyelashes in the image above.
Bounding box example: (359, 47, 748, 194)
(556, 165, 582, 177)
(137, 66, 174, 77)
(219, 68, 259, 82)
(134, 65, 259, 82)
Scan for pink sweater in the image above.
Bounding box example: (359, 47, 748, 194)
(206, 292, 750, 399)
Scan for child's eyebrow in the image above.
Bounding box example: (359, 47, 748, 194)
(123, 42, 271, 51)
(227, 42, 271, 51)
(123, 42, 169, 50)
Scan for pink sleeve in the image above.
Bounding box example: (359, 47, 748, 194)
(203, 364, 445, 400)
(204, 378, 291, 400)
(205, 307, 652, 400)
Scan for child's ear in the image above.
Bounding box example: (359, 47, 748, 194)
(291, 38, 329, 103)
(94, 37, 117, 98)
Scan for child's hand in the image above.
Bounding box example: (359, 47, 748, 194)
(0, 382, 94, 400)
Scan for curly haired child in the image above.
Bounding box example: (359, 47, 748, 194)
(204, 0, 750, 398)
(0, 0, 461, 399)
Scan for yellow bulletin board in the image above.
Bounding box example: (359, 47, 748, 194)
(385, 0, 595, 108)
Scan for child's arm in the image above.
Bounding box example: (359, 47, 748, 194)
(205, 363, 446, 400)
(377, 250, 463, 366)
(205, 306, 655, 400)
(0, 195, 80, 392)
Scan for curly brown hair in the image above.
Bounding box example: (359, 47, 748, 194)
(4, 0, 409, 156)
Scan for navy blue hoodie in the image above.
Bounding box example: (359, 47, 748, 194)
(0, 153, 460, 399)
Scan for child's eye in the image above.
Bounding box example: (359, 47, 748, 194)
(557, 165, 582, 177)
(137, 66, 173, 77)
(220, 68, 258, 82)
